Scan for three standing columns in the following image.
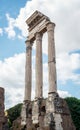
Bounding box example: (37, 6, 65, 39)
(24, 22, 57, 101)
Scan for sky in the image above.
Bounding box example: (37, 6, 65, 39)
(0, 0, 80, 109)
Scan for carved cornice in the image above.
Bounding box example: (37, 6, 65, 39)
(26, 10, 50, 32)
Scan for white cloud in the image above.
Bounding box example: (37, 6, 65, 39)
(18, 35, 24, 40)
(14, 8, 27, 37)
(0, 51, 79, 109)
(4, 14, 16, 38)
(70, 53, 80, 70)
(58, 90, 71, 98)
(0, 28, 3, 36)
(4, 0, 80, 54)
(56, 52, 80, 84)
(0, 53, 25, 109)
(5, 87, 24, 109)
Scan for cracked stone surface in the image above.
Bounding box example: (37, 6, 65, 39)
(20, 96, 76, 130)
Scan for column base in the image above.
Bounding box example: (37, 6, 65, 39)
(44, 92, 75, 130)
(21, 100, 32, 127)
(32, 98, 44, 125)
(20, 96, 76, 130)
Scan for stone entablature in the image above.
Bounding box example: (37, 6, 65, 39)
(26, 11, 51, 42)
(26, 10, 50, 31)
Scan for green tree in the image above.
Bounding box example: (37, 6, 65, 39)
(7, 103, 22, 127)
(65, 97, 80, 130)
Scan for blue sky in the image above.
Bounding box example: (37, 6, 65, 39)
(0, 0, 80, 109)
(0, 0, 27, 60)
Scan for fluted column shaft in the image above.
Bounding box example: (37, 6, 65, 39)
(35, 32, 43, 98)
(24, 40, 32, 101)
(47, 22, 57, 93)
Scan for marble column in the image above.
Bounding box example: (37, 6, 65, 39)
(35, 32, 43, 98)
(24, 39, 32, 101)
(47, 22, 57, 93)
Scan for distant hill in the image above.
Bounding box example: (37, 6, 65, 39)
(7, 97, 80, 130)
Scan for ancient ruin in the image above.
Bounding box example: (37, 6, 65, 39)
(21, 11, 75, 130)
(0, 87, 5, 130)
(0, 87, 9, 130)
